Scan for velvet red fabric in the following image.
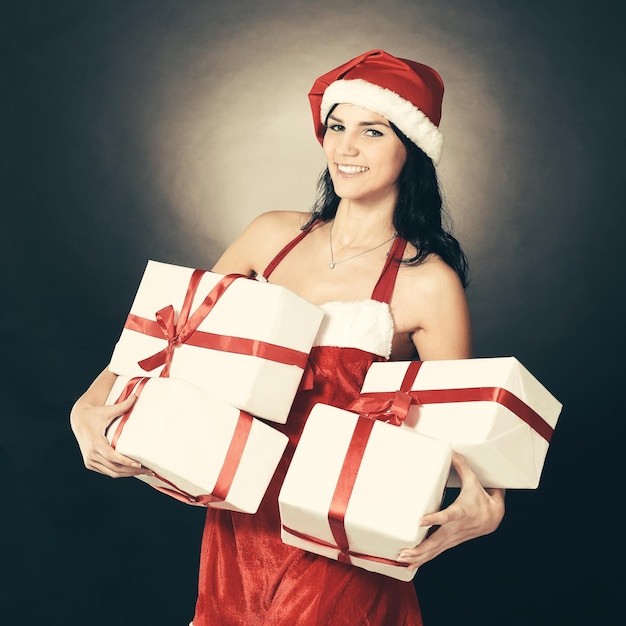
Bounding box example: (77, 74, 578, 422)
(191, 345, 424, 625)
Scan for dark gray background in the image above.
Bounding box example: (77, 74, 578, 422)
(2, 1, 623, 624)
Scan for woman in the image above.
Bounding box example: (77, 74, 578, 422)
(71, 49, 505, 625)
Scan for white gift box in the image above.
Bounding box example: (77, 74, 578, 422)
(359, 357, 562, 489)
(108, 260, 324, 423)
(278, 404, 452, 581)
(105, 376, 288, 513)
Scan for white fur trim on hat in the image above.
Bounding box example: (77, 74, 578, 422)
(320, 79, 443, 164)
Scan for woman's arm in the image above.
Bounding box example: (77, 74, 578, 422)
(393, 258, 505, 570)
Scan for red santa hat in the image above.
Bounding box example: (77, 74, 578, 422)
(308, 49, 445, 164)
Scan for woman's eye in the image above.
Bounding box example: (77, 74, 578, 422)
(328, 124, 344, 132)
(364, 128, 383, 137)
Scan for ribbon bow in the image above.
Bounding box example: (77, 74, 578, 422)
(345, 360, 424, 426)
(137, 304, 181, 375)
(344, 390, 414, 426)
(126, 271, 246, 377)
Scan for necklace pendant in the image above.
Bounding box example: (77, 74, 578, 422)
(328, 262, 336, 269)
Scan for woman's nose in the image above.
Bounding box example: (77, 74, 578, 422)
(336, 131, 359, 156)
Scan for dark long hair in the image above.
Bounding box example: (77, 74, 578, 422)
(304, 124, 469, 287)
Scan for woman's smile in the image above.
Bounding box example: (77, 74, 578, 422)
(336, 163, 370, 175)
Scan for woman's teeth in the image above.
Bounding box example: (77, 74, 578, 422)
(337, 164, 369, 174)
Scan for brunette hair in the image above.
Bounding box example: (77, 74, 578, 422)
(304, 123, 469, 287)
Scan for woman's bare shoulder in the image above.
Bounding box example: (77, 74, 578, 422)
(393, 254, 469, 330)
(404, 254, 465, 296)
(213, 210, 311, 275)
(392, 255, 472, 360)
(247, 210, 311, 240)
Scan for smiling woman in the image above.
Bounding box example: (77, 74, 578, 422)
(70, 49, 504, 626)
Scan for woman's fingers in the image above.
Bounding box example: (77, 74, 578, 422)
(71, 392, 152, 478)
(84, 440, 153, 478)
(450, 450, 477, 485)
(101, 394, 137, 427)
(397, 451, 506, 570)
(398, 518, 465, 570)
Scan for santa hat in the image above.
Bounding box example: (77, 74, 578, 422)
(308, 49, 445, 164)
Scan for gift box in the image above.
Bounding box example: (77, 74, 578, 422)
(108, 260, 324, 423)
(105, 375, 288, 513)
(278, 404, 452, 580)
(357, 357, 562, 489)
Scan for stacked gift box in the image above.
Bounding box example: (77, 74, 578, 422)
(277, 356, 562, 578)
(105, 260, 325, 513)
(106, 376, 289, 513)
(108, 260, 325, 423)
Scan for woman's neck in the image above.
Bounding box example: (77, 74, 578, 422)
(331, 199, 396, 246)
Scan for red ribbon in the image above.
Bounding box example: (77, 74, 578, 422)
(109, 376, 149, 449)
(344, 390, 414, 426)
(349, 361, 554, 442)
(298, 359, 324, 392)
(281, 525, 409, 569)
(109, 377, 253, 507)
(328, 416, 376, 565)
(124, 271, 309, 376)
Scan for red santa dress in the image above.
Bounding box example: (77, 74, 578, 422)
(191, 222, 423, 625)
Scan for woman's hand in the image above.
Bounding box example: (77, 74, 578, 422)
(397, 451, 505, 571)
(70, 372, 153, 479)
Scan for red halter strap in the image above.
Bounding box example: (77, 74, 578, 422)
(261, 220, 320, 280)
(371, 235, 407, 304)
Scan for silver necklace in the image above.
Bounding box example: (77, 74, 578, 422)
(328, 221, 397, 269)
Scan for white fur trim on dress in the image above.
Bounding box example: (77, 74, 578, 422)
(321, 79, 443, 164)
(314, 300, 394, 359)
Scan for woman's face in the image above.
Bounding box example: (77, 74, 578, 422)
(322, 103, 407, 208)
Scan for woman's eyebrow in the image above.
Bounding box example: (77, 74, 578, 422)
(327, 113, 391, 128)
